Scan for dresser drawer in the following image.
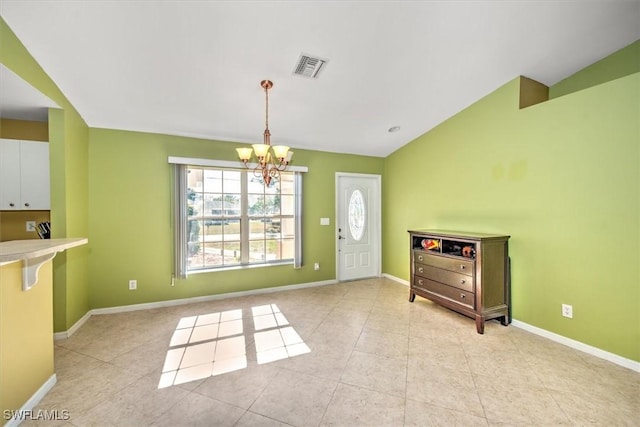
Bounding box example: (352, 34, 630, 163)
(414, 251, 473, 276)
(413, 276, 474, 309)
(414, 264, 474, 292)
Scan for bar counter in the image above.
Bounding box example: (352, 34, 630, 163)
(0, 237, 87, 425)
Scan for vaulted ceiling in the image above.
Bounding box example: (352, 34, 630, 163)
(1, 1, 638, 156)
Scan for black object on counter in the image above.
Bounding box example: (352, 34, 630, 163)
(37, 221, 51, 239)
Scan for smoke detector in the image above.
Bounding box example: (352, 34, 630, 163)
(293, 54, 328, 79)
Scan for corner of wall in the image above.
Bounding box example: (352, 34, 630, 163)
(519, 76, 549, 109)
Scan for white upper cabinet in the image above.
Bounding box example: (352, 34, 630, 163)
(0, 139, 22, 208)
(0, 138, 50, 210)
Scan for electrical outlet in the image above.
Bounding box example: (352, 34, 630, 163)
(129, 279, 137, 290)
(562, 304, 573, 318)
(26, 221, 36, 232)
(314, 262, 320, 271)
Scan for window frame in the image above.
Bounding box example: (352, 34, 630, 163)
(169, 157, 307, 278)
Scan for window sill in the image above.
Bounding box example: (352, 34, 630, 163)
(187, 260, 294, 275)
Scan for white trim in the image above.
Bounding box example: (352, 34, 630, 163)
(511, 319, 640, 372)
(383, 273, 409, 287)
(53, 310, 92, 340)
(383, 274, 639, 372)
(92, 279, 337, 315)
(4, 374, 57, 427)
(54, 279, 337, 336)
(167, 156, 308, 172)
(52, 275, 639, 374)
(335, 172, 382, 281)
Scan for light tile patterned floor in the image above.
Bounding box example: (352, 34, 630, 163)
(20, 278, 640, 426)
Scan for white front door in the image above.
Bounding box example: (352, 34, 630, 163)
(336, 173, 381, 281)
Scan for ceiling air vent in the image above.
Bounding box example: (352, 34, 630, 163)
(293, 54, 328, 79)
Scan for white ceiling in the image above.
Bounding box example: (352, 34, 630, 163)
(0, 64, 58, 122)
(1, 1, 638, 157)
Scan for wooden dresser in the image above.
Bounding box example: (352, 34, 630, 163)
(408, 229, 510, 334)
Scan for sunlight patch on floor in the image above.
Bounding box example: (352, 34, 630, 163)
(158, 304, 310, 388)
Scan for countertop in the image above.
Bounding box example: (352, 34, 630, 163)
(0, 238, 88, 263)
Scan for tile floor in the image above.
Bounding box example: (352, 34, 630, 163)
(22, 278, 640, 426)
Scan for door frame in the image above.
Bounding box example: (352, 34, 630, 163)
(335, 172, 382, 281)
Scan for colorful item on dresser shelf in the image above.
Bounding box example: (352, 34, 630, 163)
(421, 239, 439, 251)
(462, 245, 476, 258)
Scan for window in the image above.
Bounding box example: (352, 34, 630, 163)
(171, 158, 304, 277)
(348, 189, 366, 241)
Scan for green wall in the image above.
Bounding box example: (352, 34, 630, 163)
(550, 39, 640, 99)
(87, 128, 384, 308)
(383, 72, 639, 361)
(0, 18, 90, 332)
(3, 15, 638, 363)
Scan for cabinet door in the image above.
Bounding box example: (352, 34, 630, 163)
(19, 141, 50, 210)
(0, 139, 22, 209)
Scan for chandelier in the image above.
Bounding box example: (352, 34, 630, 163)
(236, 80, 292, 185)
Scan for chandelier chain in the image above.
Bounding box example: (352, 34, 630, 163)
(265, 84, 269, 131)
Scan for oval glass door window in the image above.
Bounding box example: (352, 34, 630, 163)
(348, 189, 366, 241)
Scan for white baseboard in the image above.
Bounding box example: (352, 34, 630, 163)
(383, 275, 639, 372)
(91, 279, 338, 316)
(52, 276, 639, 373)
(4, 374, 57, 427)
(55, 279, 337, 339)
(511, 319, 640, 372)
(53, 310, 92, 340)
(382, 273, 409, 287)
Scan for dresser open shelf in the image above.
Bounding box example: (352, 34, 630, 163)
(408, 229, 510, 334)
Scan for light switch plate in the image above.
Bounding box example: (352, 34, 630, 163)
(320, 217, 330, 226)
(26, 221, 36, 232)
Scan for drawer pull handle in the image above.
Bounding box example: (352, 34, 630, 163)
(460, 294, 465, 299)
(418, 279, 423, 286)
(460, 279, 466, 285)
(24, 203, 30, 207)
(418, 255, 423, 261)
(460, 265, 466, 270)
(9, 202, 15, 207)
(418, 267, 423, 273)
